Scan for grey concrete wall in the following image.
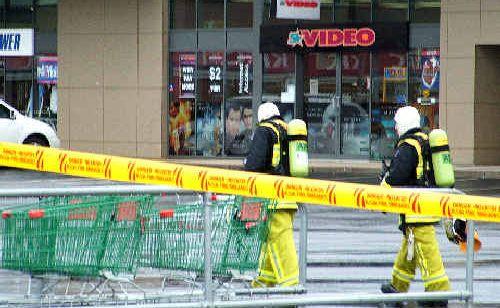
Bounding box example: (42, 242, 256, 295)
(440, 0, 500, 165)
(57, 0, 168, 158)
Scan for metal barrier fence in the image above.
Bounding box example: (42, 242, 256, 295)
(0, 185, 476, 307)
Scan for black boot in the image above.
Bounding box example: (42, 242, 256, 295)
(380, 283, 405, 307)
(418, 300, 448, 307)
(381, 283, 399, 294)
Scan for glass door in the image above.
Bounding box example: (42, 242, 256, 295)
(340, 51, 371, 157)
(304, 52, 340, 156)
(302, 51, 371, 158)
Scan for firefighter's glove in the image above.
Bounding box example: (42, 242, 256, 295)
(378, 160, 390, 183)
(444, 218, 466, 244)
(453, 219, 467, 243)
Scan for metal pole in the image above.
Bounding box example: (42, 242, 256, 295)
(203, 193, 213, 307)
(465, 219, 475, 308)
(0, 185, 190, 197)
(298, 203, 308, 286)
(90, 291, 470, 308)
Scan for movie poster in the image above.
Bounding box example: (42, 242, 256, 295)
(224, 100, 253, 156)
(168, 99, 195, 155)
(196, 102, 222, 156)
(421, 50, 440, 91)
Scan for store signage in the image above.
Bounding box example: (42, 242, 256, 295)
(421, 49, 440, 91)
(261, 23, 408, 52)
(37, 56, 58, 84)
(209, 65, 222, 93)
(0, 28, 34, 56)
(384, 66, 407, 81)
(179, 53, 195, 98)
(276, 0, 320, 20)
(237, 54, 252, 95)
(287, 28, 375, 48)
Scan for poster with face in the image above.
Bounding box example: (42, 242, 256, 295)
(196, 102, 222, 156)
(421, 50, 440, 91)
(224, 100, 253, 156)
(169, 99, 195, 155)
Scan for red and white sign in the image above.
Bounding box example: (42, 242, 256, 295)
(287, 28, 376, 48)
(276, 0, 320, 20)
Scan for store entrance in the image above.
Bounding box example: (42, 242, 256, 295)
(305, 51, 370, 158)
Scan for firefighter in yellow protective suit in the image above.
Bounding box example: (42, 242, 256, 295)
(244, 102, 299, 288)
(380, 106, 449, 308)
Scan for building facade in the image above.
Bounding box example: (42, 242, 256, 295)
(1, 0, 499, 165)
(0, 0, 58, 129)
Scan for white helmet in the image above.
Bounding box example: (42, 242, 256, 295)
(258, 102, 280, 122)
(394, 106, 421, 137)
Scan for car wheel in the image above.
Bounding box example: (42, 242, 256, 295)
(23, 136, 49, 147)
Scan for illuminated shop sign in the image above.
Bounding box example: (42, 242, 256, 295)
(261, 23, 408, 52)
(287, 28, 375, 48)
(37, 56, 58, 84)
(0, 28, 34, 56)
(276, 0, 320, 20)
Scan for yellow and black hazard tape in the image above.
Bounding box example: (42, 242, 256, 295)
(1, 142, 499, 222)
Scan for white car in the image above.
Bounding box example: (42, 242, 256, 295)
(0, 99, 60, 148)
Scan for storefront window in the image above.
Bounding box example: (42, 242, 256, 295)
(0, 1, 58, 130)
(304, 52, 337, 155)
(335, 0, 371, 23)
(341, 51, 370, 157)
(227, 0, 253, 28)
(36, 1, 58, 128)
(5, 0, 33, 27)
(262, 52, 295, 122)
(374, 0, 408, 22)
(170, 0, 196, 29)
(225, 51, 253, 155)
(411, 0, 440, 23)
(169, 52, 196, 156)
(409, 48, 439, 131)
(371, 51, 407, 159)
(197, 51, 224, 156)
(3, 57, 33, 114)
(198, 0, 224, 29)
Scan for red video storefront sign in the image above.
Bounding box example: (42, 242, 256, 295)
(287, 28, 376, 48)
(283, 0, 318, 7)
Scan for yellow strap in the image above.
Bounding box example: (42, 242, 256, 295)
(398, 133, 439, 222)
(259, 122, 280, 138)
(399, 138, 423, 179)
(259, 122, 283, 168)
(397, 132, 429, 180)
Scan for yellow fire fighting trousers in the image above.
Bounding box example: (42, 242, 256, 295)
(391, 225, 450, 292)
(251, 209, 299, 288)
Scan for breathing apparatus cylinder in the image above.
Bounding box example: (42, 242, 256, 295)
(287, 119, 309, 177)
(429, 129, 455, 188)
